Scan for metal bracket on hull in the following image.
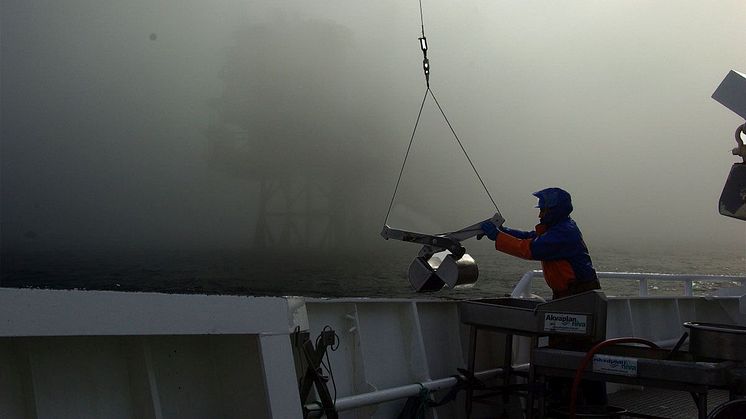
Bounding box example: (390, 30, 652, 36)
(297, 329, 339, 419)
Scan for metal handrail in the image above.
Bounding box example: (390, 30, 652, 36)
(510, 270, 746, 299)
(303, 366, 517, 415)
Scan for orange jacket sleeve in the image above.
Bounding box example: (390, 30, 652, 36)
(495, 232, 534, 259)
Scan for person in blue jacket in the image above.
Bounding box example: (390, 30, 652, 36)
(480, 187, 600, 299)
(481, 187, 607, 408)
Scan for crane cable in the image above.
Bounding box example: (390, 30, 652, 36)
(383, 0, 502, 227)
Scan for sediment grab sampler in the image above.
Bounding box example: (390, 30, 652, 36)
(380, 0, 504, 292)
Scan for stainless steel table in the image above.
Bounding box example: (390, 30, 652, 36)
(458, 291, 608, 418)
(531, 345, 745, 419)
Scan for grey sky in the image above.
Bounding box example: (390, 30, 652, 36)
(2, 0, 745, 256)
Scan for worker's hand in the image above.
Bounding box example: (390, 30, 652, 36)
(480, 221, 499, 241)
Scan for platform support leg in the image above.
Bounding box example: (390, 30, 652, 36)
(691, 392, 708, 419)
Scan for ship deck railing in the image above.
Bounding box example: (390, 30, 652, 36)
(510, 270, 746, 299)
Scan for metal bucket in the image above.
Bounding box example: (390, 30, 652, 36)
(683, 322, 746, 361)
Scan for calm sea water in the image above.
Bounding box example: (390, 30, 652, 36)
(1, 246, 744, 299)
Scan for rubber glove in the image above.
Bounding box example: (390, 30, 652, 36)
(480, 221, 499, 241)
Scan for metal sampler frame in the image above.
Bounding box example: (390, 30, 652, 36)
(381, 0, 506, 292)
(381, 213, 504, 292)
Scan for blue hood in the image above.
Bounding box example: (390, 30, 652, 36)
(533, 187, 573, 225)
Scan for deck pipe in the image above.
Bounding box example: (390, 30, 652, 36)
(304, 365, 519, 415)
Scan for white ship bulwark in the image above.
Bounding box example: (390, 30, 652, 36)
(0, 288, 304, 419)
(1, 275, 745, 418)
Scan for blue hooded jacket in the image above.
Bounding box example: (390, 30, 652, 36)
(495, 188, 598, 295)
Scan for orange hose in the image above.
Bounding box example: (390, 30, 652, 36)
(569, 337, 659, 418)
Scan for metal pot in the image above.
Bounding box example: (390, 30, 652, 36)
(683, 322, 746, 361)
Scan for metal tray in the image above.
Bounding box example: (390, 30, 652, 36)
(684, 322, 746, 361)
(458, 290, 607, 340)
(532, 346, 733, 386)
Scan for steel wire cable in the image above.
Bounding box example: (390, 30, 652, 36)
(383, 88, 429, 226)
(428, 88, 501, 216)
(382, 0, 502, 228)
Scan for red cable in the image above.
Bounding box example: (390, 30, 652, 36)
(568, 337, 659, 419)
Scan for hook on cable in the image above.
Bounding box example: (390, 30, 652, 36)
(419, 36, 430, 87)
